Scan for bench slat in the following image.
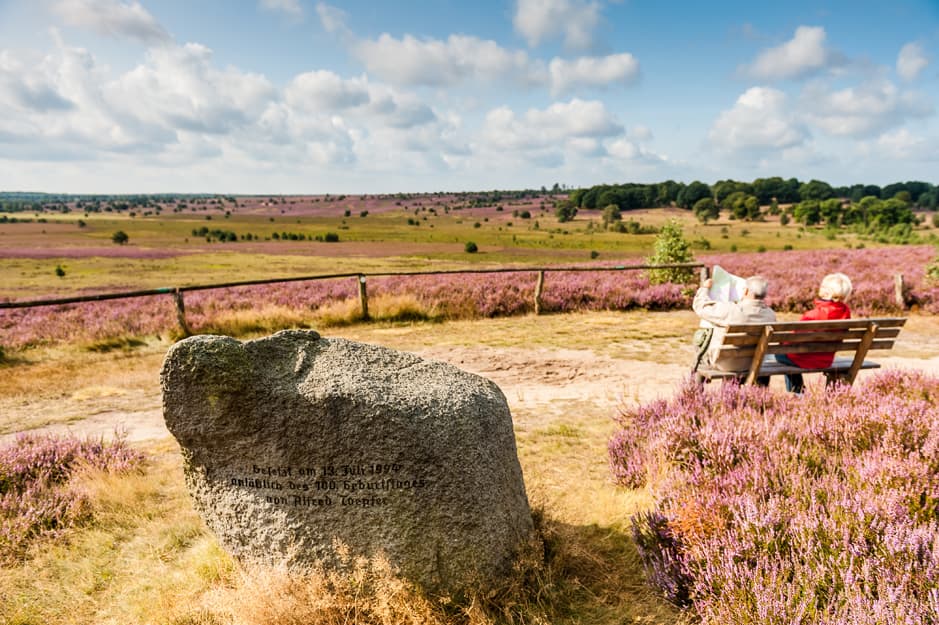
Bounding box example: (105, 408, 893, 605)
(721, 318, 906, 333)
(719, 339, 896, 357)
(720, 327, 901, 346)
(698, 357, 882, 380)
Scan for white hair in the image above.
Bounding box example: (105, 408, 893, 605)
(745, 275, 768, 299)
(819, 273, 853, 302)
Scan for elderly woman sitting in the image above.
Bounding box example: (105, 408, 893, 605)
(775, 272, 853, 393)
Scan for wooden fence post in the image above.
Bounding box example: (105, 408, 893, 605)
(173, 288, 191, 337)
(358, 274, 370, 320)
(534, 270, 545, 315)
(894, 273, 905, 310)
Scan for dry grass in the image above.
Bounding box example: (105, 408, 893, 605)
(4, 309, 936, 623)
(0, 442, 231, 625)
(314, 293, 440, 327)
(194, 305, 315, 337)
(0, 444, 684, 625)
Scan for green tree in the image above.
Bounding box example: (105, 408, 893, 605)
(868, 198, 914, 230)
(743, 195, 761, 220)
(693, 197, 719, 224)
(555, 199, 578, 223)
(655, 180, 682, 206)
(111, 230, 129, 245)
(752, 176, 788, 204)
(601, 204, 622, 228)
(819, 198, 844, 226)
(676, 181, 711, 209)
(793, 201, 821, 226)
(647, 219, 695, 284)
(798, 179, 834, 202)
(464, 241, 478, 253)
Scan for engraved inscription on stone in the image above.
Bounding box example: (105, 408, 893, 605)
(231, 462, 428, 507)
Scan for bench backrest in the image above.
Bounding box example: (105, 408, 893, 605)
(713, 317, 907, 384)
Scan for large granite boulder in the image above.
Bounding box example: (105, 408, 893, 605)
(160, 330, 533, 595)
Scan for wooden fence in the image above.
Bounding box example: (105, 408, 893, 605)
(0, 264, 914, 338)
(0, 262, 705, 337)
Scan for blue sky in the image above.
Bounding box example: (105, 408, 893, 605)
(0, 0, 937, 194)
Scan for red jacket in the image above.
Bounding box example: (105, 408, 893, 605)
(787, 299, 851, 368)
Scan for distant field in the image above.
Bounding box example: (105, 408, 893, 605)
(0, 192, 909, 300)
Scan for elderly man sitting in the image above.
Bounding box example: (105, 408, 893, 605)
(692, 275, 776, 381)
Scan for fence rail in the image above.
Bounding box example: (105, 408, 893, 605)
(0, 262, 706, 336)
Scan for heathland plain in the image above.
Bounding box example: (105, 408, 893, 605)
(5, 190, 930, 301)
(2, 192, 939, 624)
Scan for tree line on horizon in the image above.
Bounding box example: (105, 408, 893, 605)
(565, 178, 938, 213)
(557, 177, 937, 243)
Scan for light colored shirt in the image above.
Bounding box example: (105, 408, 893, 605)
(692, 287, 776, 371)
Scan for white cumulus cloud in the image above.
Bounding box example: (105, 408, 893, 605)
(549, 53, 639, 95)
(108, 43, 276, 135)
(801, 80, 933, 138)
(874, 128, 938, 160)
(745, 26, 833, 81)
(285, 70, 370, 111)
(513, 0, 601, 49)
(897, 42, 929, 81)
(482, 98, 622, 153)
(352, 33, 543, 87)
(259, 0, 303, 17)
(51, 0, 170, 44)
(709, 86, 807, 152)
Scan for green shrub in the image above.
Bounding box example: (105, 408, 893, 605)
(464, 241, 478, 253)
(647, 219, 695, 285)
(927, 253, 939, 283)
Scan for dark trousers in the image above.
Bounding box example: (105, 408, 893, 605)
(774, 353, 804, 393)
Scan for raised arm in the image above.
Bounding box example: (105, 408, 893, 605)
(692, 283, 736, 325)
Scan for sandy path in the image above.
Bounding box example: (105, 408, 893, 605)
(1, 346, 686, 444)
(4, 314, 939, 445)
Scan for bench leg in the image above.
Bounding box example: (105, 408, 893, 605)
(825, 372, 849, 387)
(784, 373, 804, 394)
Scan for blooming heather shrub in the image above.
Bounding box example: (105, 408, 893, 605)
(700, 245, 939, 315)
(1, 246, 938, 351)
(610, 372, 939, 623)
(0, 432, 144, 561)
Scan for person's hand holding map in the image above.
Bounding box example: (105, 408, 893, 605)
(708, 265, 747, 302)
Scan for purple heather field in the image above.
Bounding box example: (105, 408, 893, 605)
(610, 371, 939, 624)
(1, 245, 937, 349)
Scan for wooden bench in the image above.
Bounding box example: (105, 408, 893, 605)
(696, 318, 907, 386)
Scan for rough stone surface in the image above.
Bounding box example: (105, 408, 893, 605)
(160, 330, 533, 595)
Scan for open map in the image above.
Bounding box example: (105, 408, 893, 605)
(708, 265, 747, 303)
